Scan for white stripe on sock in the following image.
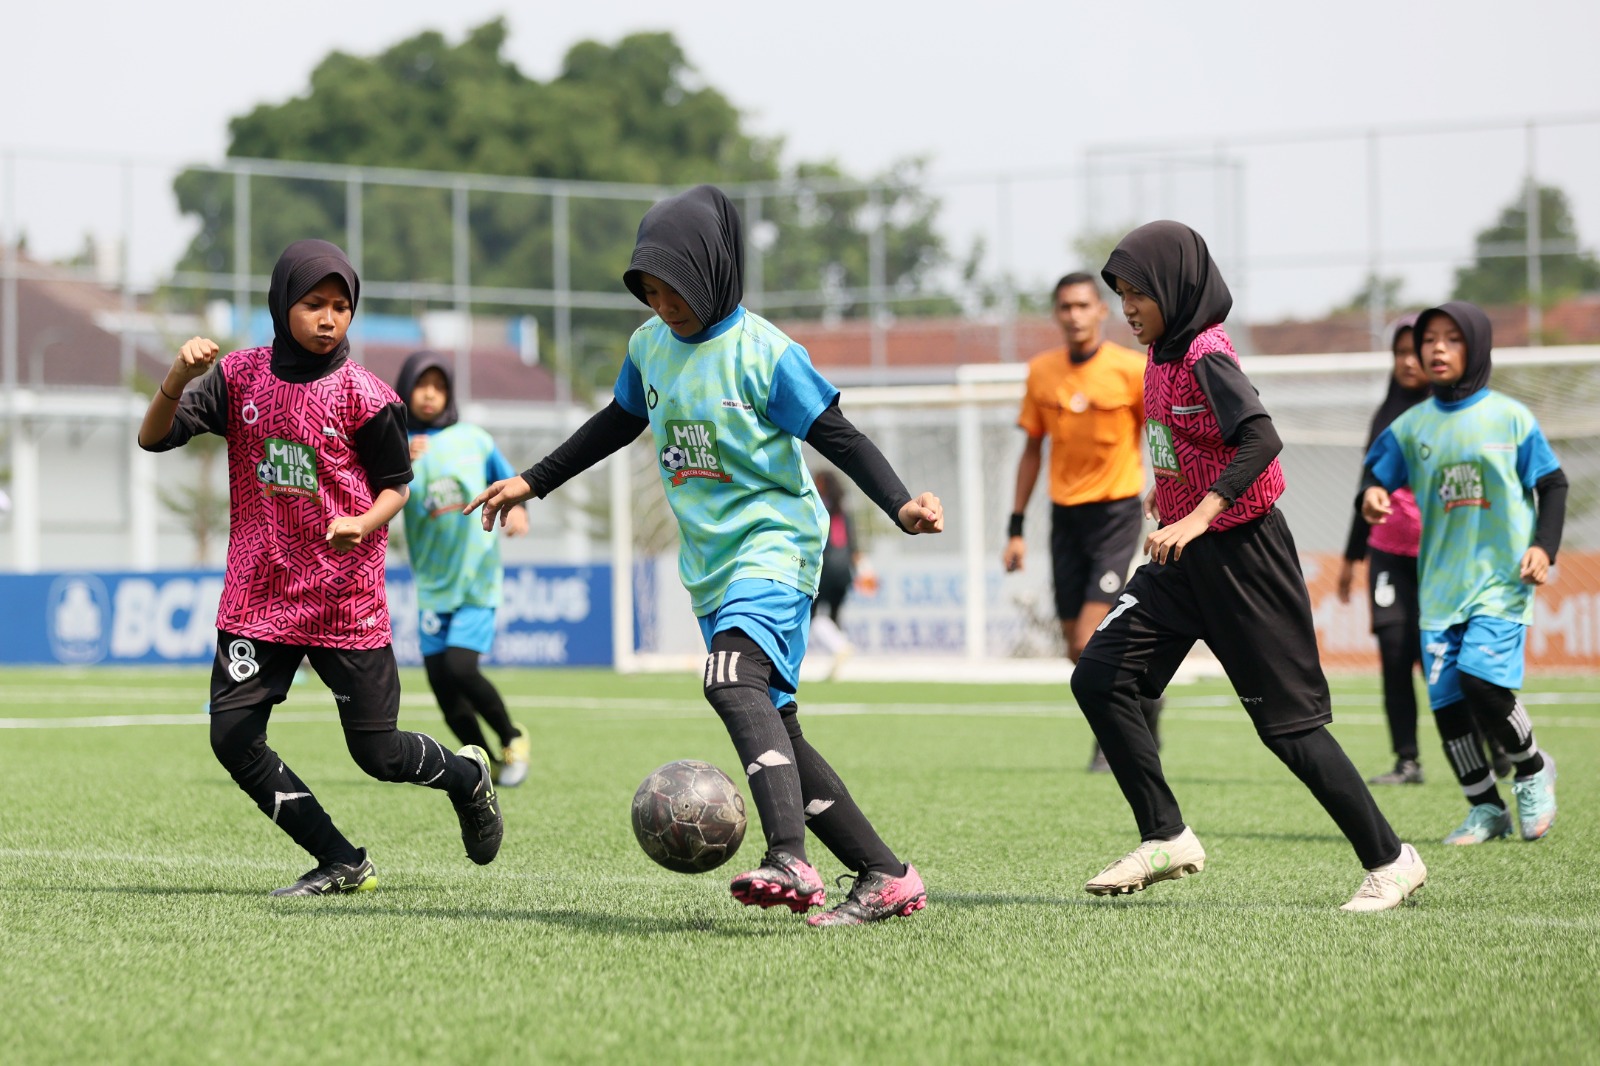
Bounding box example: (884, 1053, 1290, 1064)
(728, 651, 740, 683)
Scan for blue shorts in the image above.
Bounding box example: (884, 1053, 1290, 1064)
(1421, 615, 1527, 710)
(418, 605, 498, 658)
(698, 579, 811, 710)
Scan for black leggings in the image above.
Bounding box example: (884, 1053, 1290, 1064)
(423, 647, 517, 752)
(1374, 624, 1420, 761)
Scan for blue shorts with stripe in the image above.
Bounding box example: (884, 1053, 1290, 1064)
(1421, 615, 1527, 710)
(418, 605, 498, 658)
(697, 579, 811, 710)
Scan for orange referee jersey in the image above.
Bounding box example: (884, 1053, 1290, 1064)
(1017, 341, 1147, 506)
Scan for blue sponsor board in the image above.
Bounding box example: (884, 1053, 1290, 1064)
(0, 566, 612, 666)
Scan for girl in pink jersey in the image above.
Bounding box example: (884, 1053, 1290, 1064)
(1069, 220, 1424, 912)
(138, 239, 503, 895)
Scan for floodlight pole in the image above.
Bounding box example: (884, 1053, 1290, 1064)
(453, 181, 472, 403)
(1525, 123, 1542, 346)
(346, 176, 364, 363)
(232, 169, 249, 344)
(1366, 129, 1385, 350)
(553, 189, 572, 405)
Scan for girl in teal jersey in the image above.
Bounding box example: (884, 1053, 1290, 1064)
(470, 186, 944, 927)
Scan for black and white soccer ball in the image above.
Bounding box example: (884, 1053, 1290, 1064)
(660, 445, 688, 472)
(630, 759, 747, 873)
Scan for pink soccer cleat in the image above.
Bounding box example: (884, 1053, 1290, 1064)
(729, 850, 826, 913)
(807, 864, 927, 927)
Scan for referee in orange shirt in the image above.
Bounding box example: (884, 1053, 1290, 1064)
(1003, 272, 1162, 771)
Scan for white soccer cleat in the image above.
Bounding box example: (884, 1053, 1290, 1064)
(1341, 842, 1427, 912)
(1085, 826, 1206, 896)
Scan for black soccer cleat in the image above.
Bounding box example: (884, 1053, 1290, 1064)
(270, 848, 377, 897)
(453, 744, 504, 865)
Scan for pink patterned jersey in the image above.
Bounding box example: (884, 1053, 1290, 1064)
(1367, 486, 1421, 558)
(1144, 325, 1285, 532)
(217, 347, 397, 648)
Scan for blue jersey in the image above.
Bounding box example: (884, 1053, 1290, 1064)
(615, 306, 836, 615)
(1365, 389, 1559, 629)
(401, 423, 516, 613)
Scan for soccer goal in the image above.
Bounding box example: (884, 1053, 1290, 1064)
(610, 345, 1600, 677)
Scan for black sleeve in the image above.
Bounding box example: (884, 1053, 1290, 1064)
(1534, 468, 1568, 561)
(1190, 352, 1270, 445)
(1343, 504, 1371, 563)
(522, 400, 650, 498)
(140, 369, 229, 452)
(1204, 415, 1282, 505)
(351, 401, 414, 491)
(805, 403, 914, 529)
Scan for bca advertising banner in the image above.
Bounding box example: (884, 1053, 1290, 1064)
(0, 565, 612, 667)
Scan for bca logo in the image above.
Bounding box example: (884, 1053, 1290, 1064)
(47, 574, 111, 664)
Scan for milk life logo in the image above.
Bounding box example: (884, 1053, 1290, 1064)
(1146, 419, 1183, 480)
(423, 476, 468, 516)
(1437, 460, 1489, 511)
(47, 574, 111, 664)
(659, 420, 732, 486)
(257, 437, 320, 498)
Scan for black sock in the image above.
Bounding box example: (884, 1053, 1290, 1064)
(782, 704, 903, 876)
(441, 647, 519, 748)
(210, 707, 359, 866)
(703, 634, 807, 861)
(1459, 673, 1544, 778)
(424, 652, 492, 752)
(344, 728, 481, 803)
(1070, 658, 1184, 841)
(1435, 700, 1504, 808)
(1261, 726, 1402, 870)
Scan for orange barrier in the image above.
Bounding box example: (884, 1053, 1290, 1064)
(1301, 551, 1600, 672)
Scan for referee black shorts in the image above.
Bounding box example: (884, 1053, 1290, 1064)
(208, 629, 402, 732)
(1050, 496, 1143, 621)
(1078, 507, 1332, 737)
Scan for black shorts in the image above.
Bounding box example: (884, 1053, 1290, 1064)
(208, 630, 401, 732)
(1366, 547, 1420, 635)
(1050, 496, 1143, 620)
(1078, 507, 1332, 736)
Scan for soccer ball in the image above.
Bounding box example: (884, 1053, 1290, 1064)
(630, 759, 747, 873)
(660, 445, 688, 472)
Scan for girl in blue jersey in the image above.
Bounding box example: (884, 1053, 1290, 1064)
(469, 185, 944, 926)
(1362, 301, 1567, 843)
(395, 351, 532, 787)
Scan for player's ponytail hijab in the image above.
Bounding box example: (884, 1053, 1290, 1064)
(1101, 220, 1233, 365)
(269, 239, 361, 383)
(1414, 300, 1493, 404)
(623, 184, 745, 336)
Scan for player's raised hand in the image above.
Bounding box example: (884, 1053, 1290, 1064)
(409, 435, 429, 462)
(466, 475, 535, 531)
(173, 337, 221, 384)
(1002, 536, 1026, 572)
(1361, 486, 1392, 524)
(324, 516, 367, 554)
(898, 492, 944, 535)
(1520, 545, 1551, 586)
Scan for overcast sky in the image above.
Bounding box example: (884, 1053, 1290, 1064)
(4, 0, 1598, 319)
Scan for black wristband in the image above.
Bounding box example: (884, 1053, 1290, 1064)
(1007, 513, 1024, 539)
(159, 382, 182, 402)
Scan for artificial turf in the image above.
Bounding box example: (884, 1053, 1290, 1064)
(2, 667, 1596, 1065)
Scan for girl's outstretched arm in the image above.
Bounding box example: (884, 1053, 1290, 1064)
(805, 403, 943, 534)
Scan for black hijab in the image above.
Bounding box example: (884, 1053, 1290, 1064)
(394, 350, 458, 432)
(268, 239, 360, 382)
(623, 185, 744, 334)
(1102, 221, 1233, 365)
(1415, 300, 1493, 404)
(1365, 313, 1431, 448)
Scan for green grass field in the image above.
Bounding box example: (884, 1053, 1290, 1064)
(2, 666, 1597, 1065)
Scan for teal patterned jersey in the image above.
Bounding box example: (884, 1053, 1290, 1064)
(614, 307, 836, 615)
(1365, 389, 1560, 629)
(401, 423, 516, 613)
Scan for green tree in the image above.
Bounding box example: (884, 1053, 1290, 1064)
(1452, 182, 1600, 305)
(170, 22, 953, 388)
(1334, 273, 1406, 316)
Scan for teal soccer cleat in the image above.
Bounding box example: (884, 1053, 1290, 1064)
(1442, 803, 1512, 845)
(1511, 755, 1557, 841)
